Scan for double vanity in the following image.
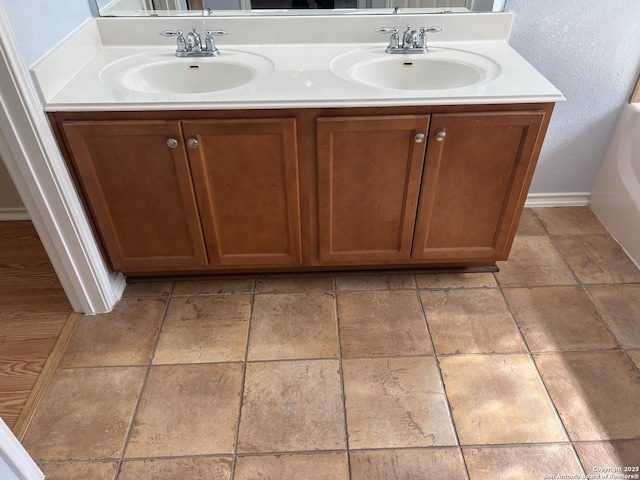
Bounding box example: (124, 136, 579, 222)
(34, 13, 563, 276)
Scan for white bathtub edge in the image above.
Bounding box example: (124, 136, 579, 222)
(590, 103, 640, 268)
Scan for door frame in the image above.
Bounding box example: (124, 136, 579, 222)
(0, 4, 124, 314)
(0, 419, 42, 480)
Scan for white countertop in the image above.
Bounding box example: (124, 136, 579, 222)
(33, 14, 564, 112)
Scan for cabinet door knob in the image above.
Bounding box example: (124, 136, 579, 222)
(166, 138, 178, 148)
(187, 138, 199, 149)
(414, 133, 425, 143)
(435, 131, 447, 141)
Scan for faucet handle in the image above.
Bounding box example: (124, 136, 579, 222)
(420, 26, 443, 34)
(206, 29, 228, 37)
(160, 29, 186, 53)
(160, 29, 183, 38)
(417, 26, 442, 50)
(377, 27, 400, 52)
(203, 29, 228, 56)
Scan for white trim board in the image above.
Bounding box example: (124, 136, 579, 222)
(0, 4, 123, 314)
(0, 207, 29, 221)
(0, 418, 43, 480)
(525, 193, 591, 207)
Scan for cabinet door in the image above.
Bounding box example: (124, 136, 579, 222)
(317, 115, 429, 263)
(412, 111, 545, 261)
(183, 119, 302, 267)
(63, 121, 208, 272)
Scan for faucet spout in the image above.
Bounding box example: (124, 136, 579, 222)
(377, 24, 442, 54)
(403, 25, 419, 49)
(186, 27, 202, 52)
(161, 26, 227, 57)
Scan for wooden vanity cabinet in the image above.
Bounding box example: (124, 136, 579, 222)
(182, 119, 302, 267)
(412, 111, 546, 262)
(316, 115, 430, 263)
(60, 116, 302, 273)
(62, 120, 209, 272)
(315, 109, 548, 266)
(52, 103, 553, 275)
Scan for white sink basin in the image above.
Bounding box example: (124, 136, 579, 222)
(331, 47, 501, 91)
(100, 50, 274, 95)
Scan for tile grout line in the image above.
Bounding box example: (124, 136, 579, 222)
(499, 210, 579, 290)
(497, 265, 586, 475)
(548, 229, 640, 287)
(581, 286, 631, 353)
(499, 281, 640, 289)
(502, 209, 637, 382)
(533, 208, 640, 285)
(529, 209, 640, 471)
(495, 273, 538, 360)
(49, 352, 512, 372)
(437, 347, 622, 357)
(113, 291, 174, 479)
(535, 220, 632, 354)
(332, 275, 353, 480)
(570, 438, 640, 445)
(414, 278, 471, 480)
(528, 208, 552, 236)
(401, 440, 577, 451)
(578, 285, 640, 447)
(212, 448, 356, 458)
(230, 277, 257, 480)
(545, 224, 634, 353)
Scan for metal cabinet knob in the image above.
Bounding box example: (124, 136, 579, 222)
(166, 138, 178, 148)
(414, 133, 425, 143)
(187, 138, 199, 149)
(435, 131, 447, 141)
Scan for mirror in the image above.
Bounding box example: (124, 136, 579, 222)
(97, 0, 505, 17)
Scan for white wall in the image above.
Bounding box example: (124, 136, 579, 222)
(0, 0, 96, 217)
(0, 155, 24, 212)
(0, 0, 95, 67)
(506, 0, 640, 195)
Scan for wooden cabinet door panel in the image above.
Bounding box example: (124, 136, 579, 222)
(183, 119, 302, 266)
(412, 111, 545, 261)
(63, 121, 208, 272)
(317, 115, 429, 263)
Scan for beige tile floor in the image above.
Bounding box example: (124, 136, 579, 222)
(22, 207, 640, 479)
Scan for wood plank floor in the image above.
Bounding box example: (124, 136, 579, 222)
(0, 221, 72, 431)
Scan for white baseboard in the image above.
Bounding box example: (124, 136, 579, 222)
(0, 207, 29, 221)
(525, 193, 591, 208)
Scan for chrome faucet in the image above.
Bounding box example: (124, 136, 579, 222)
(186, 27, 202, 51)
(160, 27, 228, 57)
(377, 25, 442, 54)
